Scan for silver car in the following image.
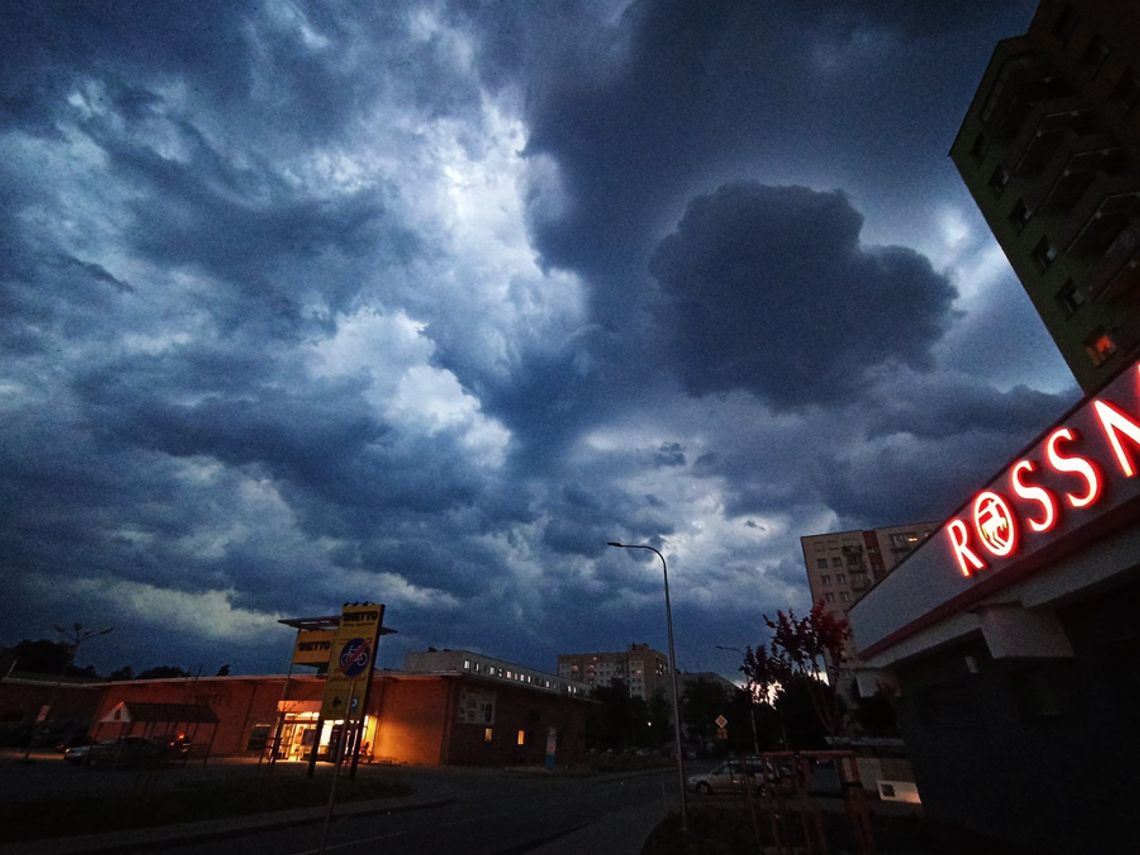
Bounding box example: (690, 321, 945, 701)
(687, 760, 761, 794)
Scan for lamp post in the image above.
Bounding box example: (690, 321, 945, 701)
(607, 541, 687, 832)
(715, 644, 761, 757)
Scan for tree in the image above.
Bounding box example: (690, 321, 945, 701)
(6, 639, 72, 675)
(136, 665, 191, 679)
(680, 678, 732, 753)
(742, 600, 851, 739)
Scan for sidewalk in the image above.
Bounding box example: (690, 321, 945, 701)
(0, 792, 455, 855)
(528, 800, 665, 855)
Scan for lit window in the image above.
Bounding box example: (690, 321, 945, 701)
(988, 165, 1009, 197)
(1008, 199, 1031, 232)
(1080, 36, 1110, 75)
(1031, 237, 1058, 273)
(484, 728, 493, 744)
(1085, 329, 1117, 366)
(516, 730, 526, 746)
(1110, 67, 1139, 113)
(1055, 280, 1085, 317)
(463, 659, 470, 670)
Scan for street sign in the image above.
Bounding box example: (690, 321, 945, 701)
(319, 604, 384, 722)
(714, 714, 728, 729)
(717, 727, 728, 741)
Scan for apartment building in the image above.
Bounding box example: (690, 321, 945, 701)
(950, 0, 1140, 392)
(800, 522, 937, 687)
(556, 643, 668, 700)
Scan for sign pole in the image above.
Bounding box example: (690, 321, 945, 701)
(317, 676, 355, 855)
(349, 605, 384, 779)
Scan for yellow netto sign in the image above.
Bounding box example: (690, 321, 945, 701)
(292, 630, 335, 667)
(319, 603, 384, 722)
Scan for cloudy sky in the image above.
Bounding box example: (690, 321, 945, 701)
(1, 0, 1078, 679)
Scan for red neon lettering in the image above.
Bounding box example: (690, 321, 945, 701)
(946, 518, 986, 576)
(1009, 459, 1058, 533)
(1093, 398, 1140, 478)
(1045, 427, 1101, 508)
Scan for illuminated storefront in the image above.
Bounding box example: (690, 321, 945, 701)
(850, 361, 1140, 854)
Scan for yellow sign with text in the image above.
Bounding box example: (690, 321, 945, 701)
(292, 630, 335, 667)
(319, 603, 384, 722)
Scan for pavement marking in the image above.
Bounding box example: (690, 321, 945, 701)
(290, 829, 407, 855)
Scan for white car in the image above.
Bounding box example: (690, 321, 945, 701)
(687, 761, 761, 794)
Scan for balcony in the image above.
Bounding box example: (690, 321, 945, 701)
(1056, 176, 1140, 257)
(979, 52, 1068, 140)
(1004, 96, 1093, 176)
(1086, 223, 1140, 303)
(1030, 133, 1124, 212)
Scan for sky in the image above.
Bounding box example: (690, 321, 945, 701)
(0, 0, 1079, 681)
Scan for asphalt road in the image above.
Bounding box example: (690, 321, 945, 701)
(163, 769, 673, 855)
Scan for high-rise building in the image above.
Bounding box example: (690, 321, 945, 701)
(556, 643, 668, 700)
(800, 522, 937, 687)
(950, 0, 1140, 392)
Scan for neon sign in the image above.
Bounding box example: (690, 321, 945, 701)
(946, 365, 1140, 577)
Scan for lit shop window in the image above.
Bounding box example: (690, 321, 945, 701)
(484, 728, 493, 744)
(1085, 329, 1117, 366)
(517, 730, 526, 746)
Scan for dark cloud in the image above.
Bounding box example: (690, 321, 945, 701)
(650, 183, 956, 407)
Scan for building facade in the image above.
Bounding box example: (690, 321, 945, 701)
(849, 358, 1140, 853)
(950, 0, 1140, 392)
(556, 643, 668, 700)
(403, 649, 588, 697)
(801, 523, 937, 689)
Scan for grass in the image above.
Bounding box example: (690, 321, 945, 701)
(1, 774, 415, 843)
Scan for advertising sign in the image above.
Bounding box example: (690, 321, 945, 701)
(319, 603, 384, 722)
(292, 630, 336, 667)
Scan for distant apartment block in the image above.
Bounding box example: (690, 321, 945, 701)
(951, 0, 1140, 392)
(800, 523, 938, 683)
(556, 643, 668, 700)
(404, 649, 588, 696)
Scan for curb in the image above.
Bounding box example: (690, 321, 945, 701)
(1, 797, 456, 855)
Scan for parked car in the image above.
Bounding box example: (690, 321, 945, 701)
(687, 760, 761, 794)
(81, 736, 174, 768)
(64, 743, 93, 766)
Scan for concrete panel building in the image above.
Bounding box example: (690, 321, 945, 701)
(556, 643, 668, 700)
(950, 0, 1140, 392)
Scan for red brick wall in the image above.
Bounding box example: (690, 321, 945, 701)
(372, 678, 448, 764)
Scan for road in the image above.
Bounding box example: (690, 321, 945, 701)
(164, 768, 672, 855)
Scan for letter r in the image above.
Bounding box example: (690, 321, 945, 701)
(947, 518, 987, 576)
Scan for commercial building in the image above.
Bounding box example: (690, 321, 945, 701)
(556, 643, 668, 700)
(800, 523, 937, 691)
(950, 0, 1140, 392)
(404, 648, 587, 697)
(849, 359, 1140, 853)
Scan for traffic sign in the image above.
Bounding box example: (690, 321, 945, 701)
(714, 714, 728, 729)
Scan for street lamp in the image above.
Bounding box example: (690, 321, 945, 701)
(715, 644, 760, 757)
(607, 541, 687, 832)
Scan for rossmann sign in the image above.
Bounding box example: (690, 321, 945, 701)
(944, 362, 1140, 577)
(850, 361, 1140, 659)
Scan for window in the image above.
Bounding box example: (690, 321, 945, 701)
(1051, 4, 1078, 45)
(836, 573, 847, 584)
(969, 132, 987, 164)
(1080, 35, 1110, 75)
(816, 558, 828, 569)
(1055, 280, 1085, 317)
(1031, 237, 1058, 273)
(846, 553, 860, 566)
(1085, 329, 1117, 366)
(831, 557, 842, 567)
(246, 724, 272, 752)
(1110, 67, 1139, 113)
(516, 729, 526, 746)
(483, 728, 494, 744)
(463, 659, 470, 670)
(1008, 199, 1031, 232)
(988, 164, 1010, 197)
(821, 574, 831, 585)
(839, 591, 850, 603)
(824, 593, 836, 604)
